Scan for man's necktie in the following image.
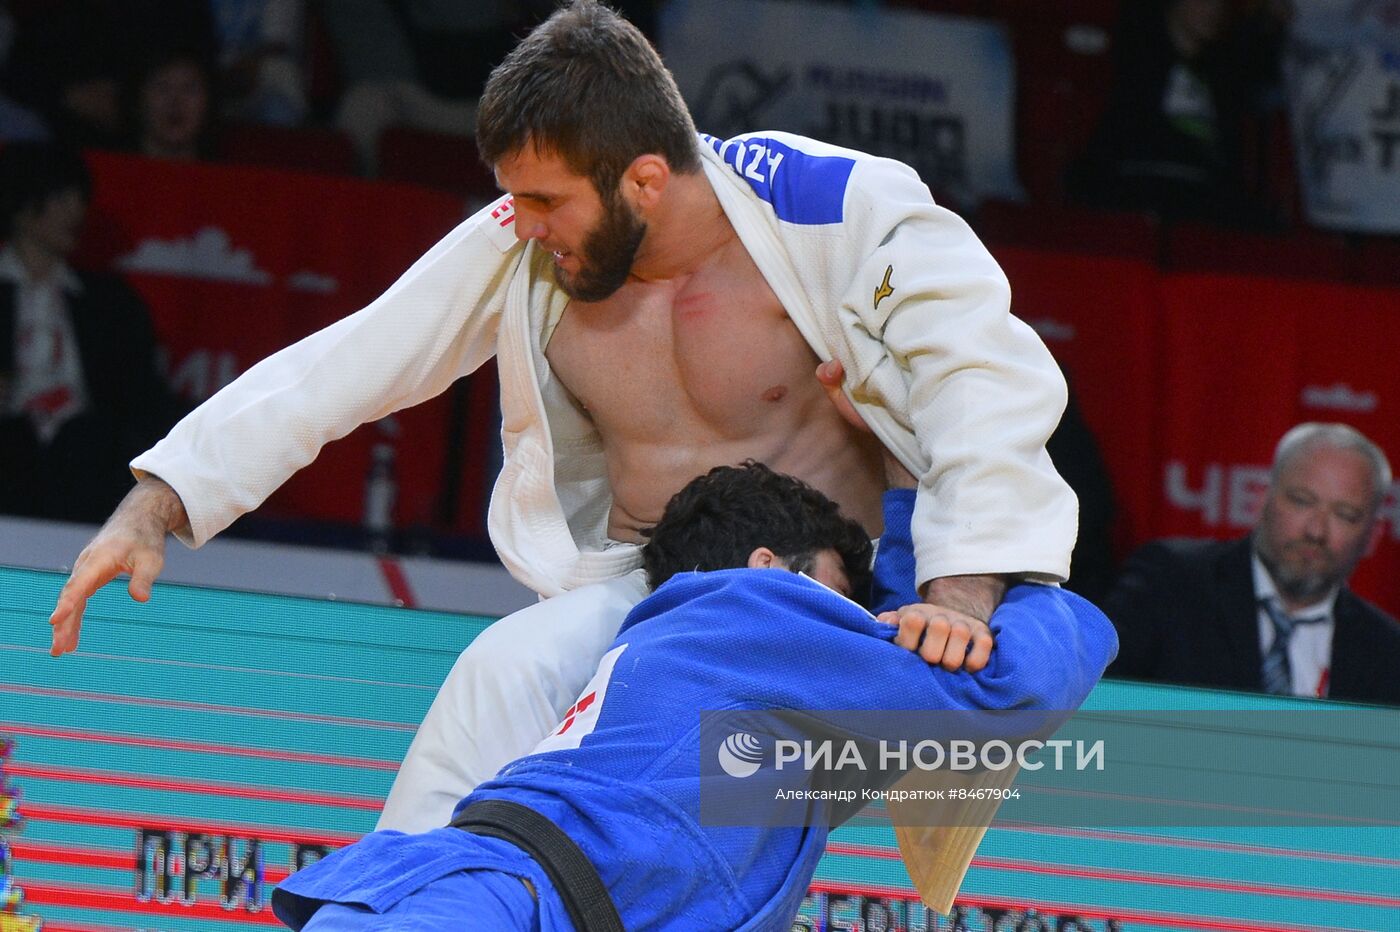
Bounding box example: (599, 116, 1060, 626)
(1259, 600, 1327, 696)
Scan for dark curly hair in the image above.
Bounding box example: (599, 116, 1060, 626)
(642, 462, 874, 603)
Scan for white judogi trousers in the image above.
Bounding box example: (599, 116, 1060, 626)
(376, 570, 650, 833)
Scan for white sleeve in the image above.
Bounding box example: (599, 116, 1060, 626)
(841, 159, 1077, 586)
(132, 201, 522, 548)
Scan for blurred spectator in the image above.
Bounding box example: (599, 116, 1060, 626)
(3, 1, 221, 149)
(1066, 0, 1285, 227)
(2, 0, 125, 148)
(1103, 423, 1400, 706)
(0, 142, 187, 522)
(0, 1, 50, 142)
(210, 0, 308, 126)
(324, 1, 552, 173)
(130, 47, 218, 160)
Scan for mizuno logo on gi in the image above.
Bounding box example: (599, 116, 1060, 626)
(873, 265, 895, 309)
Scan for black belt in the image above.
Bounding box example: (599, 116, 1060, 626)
(450, 799, 624, 932)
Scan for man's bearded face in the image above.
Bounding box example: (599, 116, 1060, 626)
(1255, 445, 1379, 603)
(552, 189, 646, 303)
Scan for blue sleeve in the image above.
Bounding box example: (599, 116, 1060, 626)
(870, 488, 918, 614)
(864, 491, 1121, 717)
(814, 586, 1121, 748)
(880, 585, 1118, 714)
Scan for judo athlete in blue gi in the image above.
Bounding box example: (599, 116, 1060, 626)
(273, 463, 1118, 930)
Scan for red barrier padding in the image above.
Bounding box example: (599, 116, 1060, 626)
(75, 151, 479, 533)
(978, 199, 1159, 258)
(995, 244, 1162, 554)
(1166, 223, 1352, 281)
(1157, 272, 1400, 611)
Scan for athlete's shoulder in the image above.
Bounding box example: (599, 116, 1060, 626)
(699, 130, 928, 228)
(703, 129, 893, 162)
(700, 130, 868, 225)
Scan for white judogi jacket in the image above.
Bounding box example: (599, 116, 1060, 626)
(134, 131, 1076, 595)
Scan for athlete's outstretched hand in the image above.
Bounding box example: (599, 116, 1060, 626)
(48, 476, 187, 656)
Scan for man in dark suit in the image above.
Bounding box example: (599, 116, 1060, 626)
(1104, 422, 1400, 705)
(0, 141, 186, 522)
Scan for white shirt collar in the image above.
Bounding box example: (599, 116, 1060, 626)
(1250, 544, 1337, 621)
(797, 570, 873, 617)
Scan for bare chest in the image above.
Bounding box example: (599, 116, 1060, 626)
(543, 246, 885, 537)
(545, 252, 822, 442)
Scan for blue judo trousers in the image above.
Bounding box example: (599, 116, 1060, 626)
(272, 490, 1119, 930)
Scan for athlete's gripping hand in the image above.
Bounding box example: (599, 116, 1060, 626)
(48, 476, 187, 656)
(877, 603, 995, 673)
(816, 358, 1005, 672)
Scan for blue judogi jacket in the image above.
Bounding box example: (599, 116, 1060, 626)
(274, 491, 1118, 929)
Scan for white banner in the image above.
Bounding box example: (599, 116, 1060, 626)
(1284, 0, 1400, 233)
(659, 0, 1022, 205)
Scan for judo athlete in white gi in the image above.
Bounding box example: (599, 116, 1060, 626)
(271, 463, 1117, 930)
(46, 1, 1078, 882)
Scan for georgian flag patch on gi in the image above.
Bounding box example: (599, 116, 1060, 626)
(530, 643, 629, 753)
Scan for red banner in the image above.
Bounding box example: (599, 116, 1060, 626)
(1155, 273, 1400, 611)
(75, 152, 491, 534)
(1000, 246, 1400, 614)
(995, 246, 1164, 553)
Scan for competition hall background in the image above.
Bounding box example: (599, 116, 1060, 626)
(3, 566, 1400, 932)
(985, 208, 1400, 613)
(73, 151, 503, 546)
(2, 0, 1396, 925)
(71, 152, 1400, 615)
